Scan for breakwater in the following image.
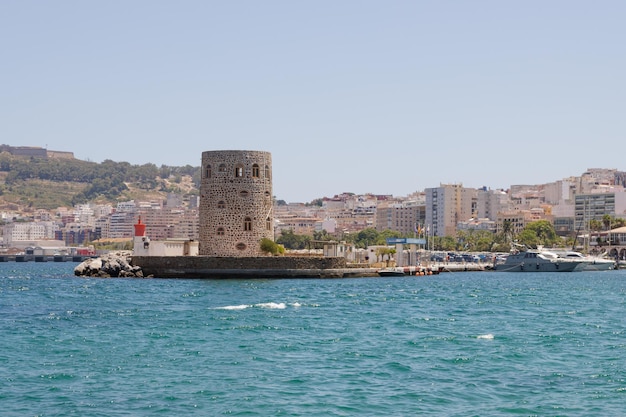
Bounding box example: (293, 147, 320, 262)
(130, 256, 379, 278)
(0, 254, 93, 263)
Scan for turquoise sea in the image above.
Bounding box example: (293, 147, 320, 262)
(1, 263, 625, 416)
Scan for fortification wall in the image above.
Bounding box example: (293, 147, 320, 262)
(131, 256, 356, 278)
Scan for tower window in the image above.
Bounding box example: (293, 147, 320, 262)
(244, 217, 252, 231)
(264, 165, 270, 179)
(218, 163, 226, 172)
(266, 217, 272, 230)
(216, 227, 225, 236)
(217, 201, 226, 209)
(205, 165, 211, 179)
(252, 164, 260, 178)
(235, 164, 244, 178)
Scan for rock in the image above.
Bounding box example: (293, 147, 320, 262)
(74, 251, 146, 278)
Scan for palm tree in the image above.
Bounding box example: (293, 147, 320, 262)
(602, 214, 612, 231)
(501, 220, 513, 245)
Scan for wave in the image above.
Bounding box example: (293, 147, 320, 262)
(477, 333, 494, 340)
(216, 304, 251, 310)
(255, 302, 286, 309)
(214, 302, 290, 310)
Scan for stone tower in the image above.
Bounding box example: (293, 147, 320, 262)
(199, 150, 273, 256)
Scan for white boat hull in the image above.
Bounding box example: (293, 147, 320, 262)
(497, 250, 582, 272)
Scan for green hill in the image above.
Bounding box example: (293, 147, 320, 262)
(0, 152, 201, 210)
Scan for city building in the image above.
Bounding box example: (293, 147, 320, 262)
(574, 190, 626, 230)
(425, 184, 475, 237)
(375, 198, 425, 235)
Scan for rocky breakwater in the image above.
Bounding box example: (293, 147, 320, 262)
(74, 252, 149, 278)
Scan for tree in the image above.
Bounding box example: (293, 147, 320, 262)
(501, 220, 514, 244)
(614, 217, 626, 228)
(312, 230, 333, 241)
(260, 238, 284, 255)
(375, 247, 396, 265)
(602, 214, 612, 231)
(457, 230, 495, 251)
(589, 219, 603, 232)
(517, 220, 560, 248)
(350, 228, 379, 248)
(276, 229, 311, 250)
(378, 229, 403, 244)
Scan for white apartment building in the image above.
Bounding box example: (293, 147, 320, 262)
(93, 204, 114, 218)
(3, 222, 59, 246)
(109, 201, 137, 238)
(425, 184, 475, 237)
(75, 204, 95, 225)
(574, 190, 626, 230)
(475, 188, 508, 221)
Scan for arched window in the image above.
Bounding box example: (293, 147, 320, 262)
(217, 201, 226, 209)
(240, 190, 249, 197)
(244, 217, 252, 231)
(218, 163, 226, 172)
(252, 164, 260, 178)
(205, 165, 211, 179)
(216, 227, 225, 236)
(235, 164, 244, 178)
(266, 217, 272, 231)
(264, 165, 270, 179)
(236, 242, 247, 251)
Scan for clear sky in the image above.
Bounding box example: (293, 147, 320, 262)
(2, 1, 624, 202)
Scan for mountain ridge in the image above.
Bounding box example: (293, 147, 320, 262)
(0, 151, 201, 212)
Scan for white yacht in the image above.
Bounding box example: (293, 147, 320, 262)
(555, 251, 616, 271)
(496, 249, 588, 272)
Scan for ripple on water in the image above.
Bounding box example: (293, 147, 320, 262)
(2, 268, 626, 415)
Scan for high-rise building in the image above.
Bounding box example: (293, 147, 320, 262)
(425, 184, 475, 237)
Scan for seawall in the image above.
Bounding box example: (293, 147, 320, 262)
(130, 256, 379, 279)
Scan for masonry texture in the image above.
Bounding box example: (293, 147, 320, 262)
(129, 256, 378, 279)
(199, 150, 273, 256)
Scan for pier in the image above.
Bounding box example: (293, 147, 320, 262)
(0, 255, 94, 263)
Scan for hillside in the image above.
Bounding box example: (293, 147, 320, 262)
(0, 152, 201, 211)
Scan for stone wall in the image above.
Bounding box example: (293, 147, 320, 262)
(131, 256, 353, 278)
(199, 150, 273, 257)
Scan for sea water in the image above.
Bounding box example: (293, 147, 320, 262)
(1, 263, 625, 416)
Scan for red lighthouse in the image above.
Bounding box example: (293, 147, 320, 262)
(134, 217, 146, 237)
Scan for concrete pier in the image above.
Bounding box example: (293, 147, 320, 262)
(0, 255, 92, 263)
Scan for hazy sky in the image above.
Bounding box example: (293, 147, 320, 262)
(2, 1, 624, 202)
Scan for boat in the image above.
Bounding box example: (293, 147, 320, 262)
(377, 266, 440, 276)
(495, 249, 587, 272)
(553, 251, 616, 271)
(377, 268, 407, 277)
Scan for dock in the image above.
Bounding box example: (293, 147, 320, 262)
(0, 255, 94, 263)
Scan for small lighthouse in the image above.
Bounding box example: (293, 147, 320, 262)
(133, 217, 150, 255)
